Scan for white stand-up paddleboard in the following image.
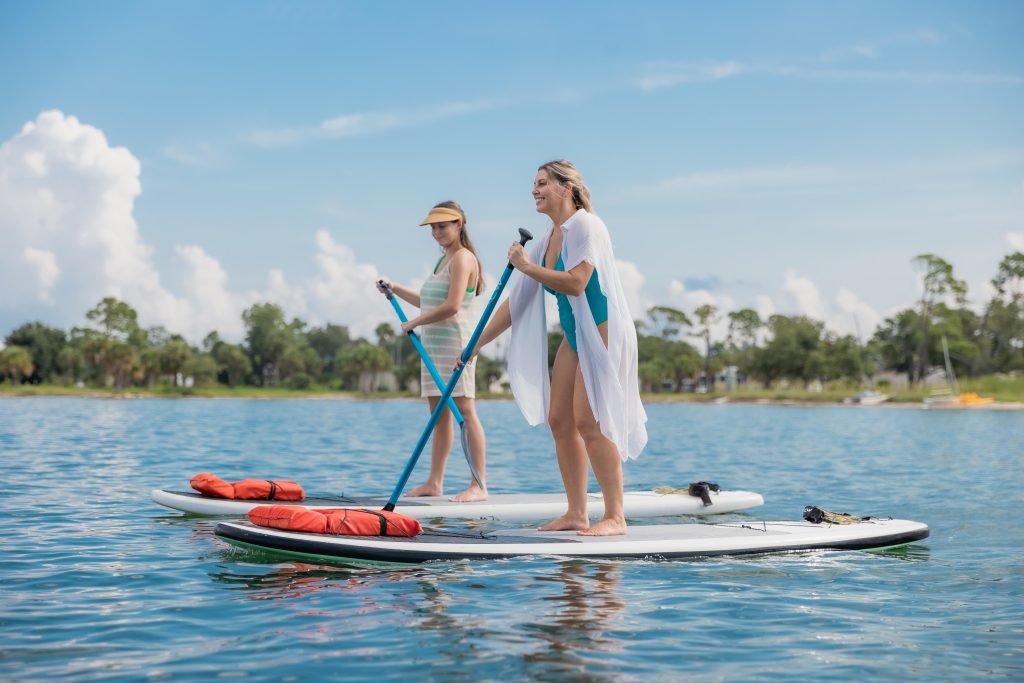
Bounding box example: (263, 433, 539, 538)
(152, 486, 764, 521)
(214, 517, 929, 566)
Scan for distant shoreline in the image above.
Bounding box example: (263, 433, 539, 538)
(2, 386, 1021, 409)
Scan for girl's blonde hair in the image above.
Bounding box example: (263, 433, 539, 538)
(433, 200, 485, 293)
(538, 159, 593, 212)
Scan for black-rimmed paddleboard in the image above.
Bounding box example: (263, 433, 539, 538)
(214, 517, 929, 566)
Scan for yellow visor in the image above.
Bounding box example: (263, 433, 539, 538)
(419, 207, 462, 225)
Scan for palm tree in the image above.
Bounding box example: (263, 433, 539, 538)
(0, 346, 34, 384)
(692, 304, 720, 391)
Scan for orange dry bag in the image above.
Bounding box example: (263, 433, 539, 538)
(248, 505, 422, 537)
(190, 473, 305, 501)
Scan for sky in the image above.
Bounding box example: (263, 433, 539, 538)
(1, 1, 1022, 348)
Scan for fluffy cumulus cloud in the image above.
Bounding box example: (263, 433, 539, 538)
(304, 230, 384, 334)
(666, 279, 736, 340)
(0, 111, 388, 342)
(616, 259, 651, 321)
(661, 269, 881, 342)
(1008, 231, 1024, 252)
(0, 110, 178, 328)
(782, 268, 826, 321)
(755, 294, 775, 321)
(768, 270, 882, 337)
(834, 288, 882, 339)
(22, 247, 60, 303)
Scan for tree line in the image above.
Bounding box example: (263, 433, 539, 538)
(1, 252, 1021, 392)
(0, 297, 506, 392)
(636, 252, 1024, 391)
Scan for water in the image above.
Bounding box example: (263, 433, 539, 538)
(1, 397, 1022, 681)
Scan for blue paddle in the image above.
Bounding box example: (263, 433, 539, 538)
(383, 228, 533, 511)
(378, 280, 484, 490)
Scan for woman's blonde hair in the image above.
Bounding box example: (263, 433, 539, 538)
(538, 159, 593, 212)
(433, 200, 485, 293)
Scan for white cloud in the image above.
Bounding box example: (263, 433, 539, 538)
(615, 258, 651, 320)
(1008, 231, 1024, 251)
(0, 110, 162, 325)
(0, 110, 395, 344)
(305, 230, 383, 337)
(621, 150, 1024, 205)
(632, 163, 840, 200)
(771, 66, 1024, 85)
(163, 142, 220, 167)
(22, 247, 60, 303)
(635, 61, 745, 92)
(834, 288, 882, 339)
(665, 280, 734, 342)
(762, 274, 884, 338)
(174, 245, 248, 339)
(782, 268, 826, 320)
(816, 29, 943, 64)
(633, 55, 1023, 94)
(245, 98, 502, 148)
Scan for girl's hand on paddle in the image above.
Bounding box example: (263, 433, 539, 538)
(401, 320, 416, 334)
(376, 279, 392, 295)
(508, 242, 530, 271)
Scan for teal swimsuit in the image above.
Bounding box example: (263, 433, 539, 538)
(543, 255, 609, 352)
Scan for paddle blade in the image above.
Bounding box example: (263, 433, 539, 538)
(460, 425, 485, 490)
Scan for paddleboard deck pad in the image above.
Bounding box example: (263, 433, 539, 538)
(152, 487, 764, 520)
(214, 517, 929, 566)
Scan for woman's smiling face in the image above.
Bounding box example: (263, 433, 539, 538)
(532, 169, 572, 217)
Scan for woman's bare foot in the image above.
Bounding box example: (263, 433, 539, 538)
(449, 485, 488, 503)
(539, 513, 590, 532)
(406, 483, 442, 497)
(578, 517, 627, 536)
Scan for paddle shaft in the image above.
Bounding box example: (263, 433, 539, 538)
(384, 228, 532, 511)
(378, 281, 465, 425)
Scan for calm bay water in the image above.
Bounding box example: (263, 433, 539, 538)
(1, 396, 1022, 681)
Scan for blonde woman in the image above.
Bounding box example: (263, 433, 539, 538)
(377, 201, 488, 502)
(469, 161, 647, 535)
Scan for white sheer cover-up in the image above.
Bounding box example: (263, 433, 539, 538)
(506, 209, 648, 461)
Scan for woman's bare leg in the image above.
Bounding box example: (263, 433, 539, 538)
(448, 396, 487, 502)
(407, 396, 452, 497)
(573, 365, 626, 536)
(539, 339, 590, 531)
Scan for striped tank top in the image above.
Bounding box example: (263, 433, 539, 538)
(418, 252, 477, 398)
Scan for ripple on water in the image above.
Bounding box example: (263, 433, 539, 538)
(1, 398, 1022, 681)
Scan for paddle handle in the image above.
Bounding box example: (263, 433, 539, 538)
(383, 228, 533, 511)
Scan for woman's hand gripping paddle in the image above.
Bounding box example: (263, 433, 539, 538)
(383, 228, 533, 511)
(377, 280, 484, 490)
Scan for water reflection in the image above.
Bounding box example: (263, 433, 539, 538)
(204, 547, 632, 680)
(866, 544, 931, 562)
(520, 560, 627, 679)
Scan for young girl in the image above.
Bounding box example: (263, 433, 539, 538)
(377, 201, 488, 502)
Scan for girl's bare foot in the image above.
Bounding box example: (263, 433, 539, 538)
(539, 513, 590, 532)
(577, 517, 627, 536)
(449, 485, 488, 503)
(406, 483, 442, 497)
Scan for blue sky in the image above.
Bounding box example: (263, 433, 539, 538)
(1, 1, 1022, 345)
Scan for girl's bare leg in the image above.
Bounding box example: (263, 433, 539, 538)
(448, 396, 487, 502)
(573, 365, 626, 536)
(539, 339, 590, 531)
(407, 396, 452, 497)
